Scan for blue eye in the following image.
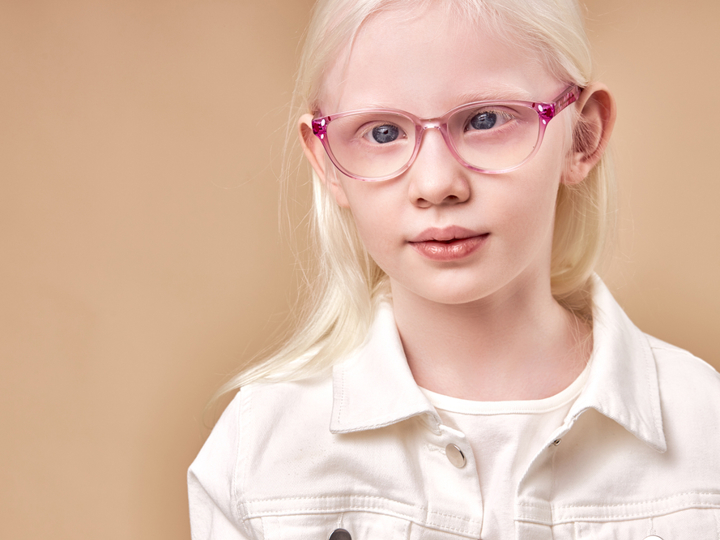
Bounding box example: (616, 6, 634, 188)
(372, 124, 400, 143)
(469, 111, 497, 130)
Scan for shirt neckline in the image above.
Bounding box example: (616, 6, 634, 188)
(419, 360, 592, 415)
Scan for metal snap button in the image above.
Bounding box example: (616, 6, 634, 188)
(329, 528, 351, 540)
(445, 443, 466, 468)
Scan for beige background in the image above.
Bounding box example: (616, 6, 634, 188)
(1, 1, 718, 538)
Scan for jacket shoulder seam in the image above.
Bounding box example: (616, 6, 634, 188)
(234, 387, 253, 528)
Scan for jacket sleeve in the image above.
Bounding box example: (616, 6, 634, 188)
(188, 392, 254, 540)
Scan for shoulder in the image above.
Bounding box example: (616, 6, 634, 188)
(188, 373, 335, 535)
(646, 333, 720, 398)
(241, 372, 335, 433)
(187, 391, 247, 537)
(190, 371, 337, 469)
(644, 333, 720, 450)
(193, 371, 334, 468)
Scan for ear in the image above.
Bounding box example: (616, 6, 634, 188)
(298, 113, 350, 208)
(563, 83, 617, 185)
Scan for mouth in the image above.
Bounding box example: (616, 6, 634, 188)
(408, 227, 489, 261)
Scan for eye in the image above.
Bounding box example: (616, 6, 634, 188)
(469, 111, 497, 130)
(351, 115, 409, 146)
(464, 108, 514, 132)
(369, 124, 400, 143)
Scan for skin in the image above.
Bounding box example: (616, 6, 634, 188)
(299, 5, 615, 401)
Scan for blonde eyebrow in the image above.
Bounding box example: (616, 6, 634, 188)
(452, 87, 534, 103)
(331, 87, 535, 115)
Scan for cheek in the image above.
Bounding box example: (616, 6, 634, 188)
(524, 130, 569, 213)
(490, 142, 566, 244)
(340, 181, 402, 253)
(352, 212, 403, 277)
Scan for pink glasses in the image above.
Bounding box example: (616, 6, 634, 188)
(311, 85, 580, 182)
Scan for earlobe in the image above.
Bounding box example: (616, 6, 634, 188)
(563, 83, 617, 185)
(298, 114, 351, 208)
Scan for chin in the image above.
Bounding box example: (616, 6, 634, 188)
(395, 277, 501, 306)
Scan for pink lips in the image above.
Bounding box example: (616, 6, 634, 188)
(408, 226, 489, 261)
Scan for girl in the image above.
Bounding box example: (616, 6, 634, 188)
(188, 0, 720, 538)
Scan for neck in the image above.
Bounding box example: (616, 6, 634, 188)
(391, 274, 591, 401)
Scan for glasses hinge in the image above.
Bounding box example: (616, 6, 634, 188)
(534, 103, 556, 125)
(312, 118, 328, 138)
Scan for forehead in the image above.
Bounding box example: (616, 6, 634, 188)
(319, 4, 562, 116)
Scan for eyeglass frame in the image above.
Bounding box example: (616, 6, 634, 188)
(310, 84, 581, 182)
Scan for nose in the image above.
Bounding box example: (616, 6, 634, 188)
(407, 127, 471, 208)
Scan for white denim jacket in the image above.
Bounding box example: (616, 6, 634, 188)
(188, 280, 720, 540)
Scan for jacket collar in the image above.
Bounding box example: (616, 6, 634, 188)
(567, 277, 666, 452)
(330, 278, 666, 452)
(330, 302, 441, 434)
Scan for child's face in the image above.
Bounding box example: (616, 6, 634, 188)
(308, 5, 575, 307)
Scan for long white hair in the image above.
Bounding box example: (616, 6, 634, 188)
(217, 0, 616, 394)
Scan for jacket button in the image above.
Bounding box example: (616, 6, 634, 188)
(643, 536, 663, 540)
(445, 443, 466, 468)
(329, 528, 351, 540)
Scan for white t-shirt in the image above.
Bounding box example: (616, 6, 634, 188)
(420, 363, 591, 540)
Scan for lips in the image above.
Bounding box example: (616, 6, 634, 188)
(408, 226, 489, 261)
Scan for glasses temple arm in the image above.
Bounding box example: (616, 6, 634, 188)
(554, 85, 581, 114)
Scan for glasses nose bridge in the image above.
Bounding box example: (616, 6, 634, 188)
(416, 117, 453, 154)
